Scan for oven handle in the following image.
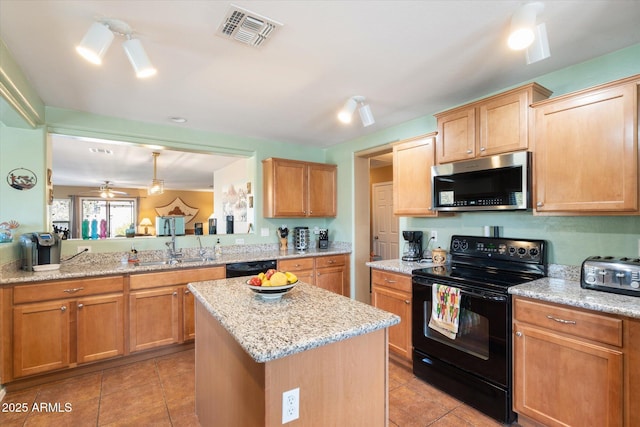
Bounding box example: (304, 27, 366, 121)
(459, 289, 508, 302)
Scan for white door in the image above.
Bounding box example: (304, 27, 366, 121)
(372, 182, 398, 260)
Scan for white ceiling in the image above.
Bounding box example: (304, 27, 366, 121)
(2, 0, 640, 152)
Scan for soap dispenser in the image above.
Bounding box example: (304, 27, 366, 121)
(214, 239, 222, 258)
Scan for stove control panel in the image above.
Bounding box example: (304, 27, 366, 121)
(450, 235, 545, 263)
(581, 256, 640, 296)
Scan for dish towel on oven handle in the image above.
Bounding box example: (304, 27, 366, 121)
(428, 283, 461, 339)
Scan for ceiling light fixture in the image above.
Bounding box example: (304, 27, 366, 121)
(76, 19, 157, 78)
(148, 152, 164, 196)
(338, 96, 375, 127)
(507, 2, 545, 51)
(525, 22, 551, 64)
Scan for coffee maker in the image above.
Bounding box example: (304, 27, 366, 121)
(318, 229, 329, 249)
(402, 231, 423, 261)
(20, 232, 62, 271)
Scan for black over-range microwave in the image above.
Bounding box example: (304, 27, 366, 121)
(431, 151, 531, 211)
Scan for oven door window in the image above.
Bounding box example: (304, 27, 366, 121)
(423, 299, 489, 359)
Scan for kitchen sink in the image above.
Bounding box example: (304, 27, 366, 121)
(133, 257, 216, 267)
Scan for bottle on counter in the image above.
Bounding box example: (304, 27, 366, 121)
(128, 245, 139, 263)
(214, 239, 222, 258)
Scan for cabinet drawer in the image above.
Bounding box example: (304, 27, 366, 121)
(14, 276, 124, 304)
(514, 297, 622, 347)
(130, 267, 225, 290)
(371, 270, 412, 293)
(315, 255, 345, 268)
(279, 257, 314, 272)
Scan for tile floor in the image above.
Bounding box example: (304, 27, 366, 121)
(0, 348, 509, 426)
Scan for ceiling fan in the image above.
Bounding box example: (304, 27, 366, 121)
(82, 181, 129, 198)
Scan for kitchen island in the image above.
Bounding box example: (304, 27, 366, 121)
(188, 277, 399, 426)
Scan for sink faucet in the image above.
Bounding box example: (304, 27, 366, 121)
(164, 217, 183, 263)
(197, 236, 207, 259)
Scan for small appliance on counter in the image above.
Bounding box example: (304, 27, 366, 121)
(20, 232, 62, 271)
(156, 216, 186, 236)
(318, 228, 329, 249)
(402, 230, 423, 261)
(294, 227, 310, 251)
(581, 256, 640, 296)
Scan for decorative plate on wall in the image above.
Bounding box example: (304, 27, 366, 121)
(7, 168, 37, 190)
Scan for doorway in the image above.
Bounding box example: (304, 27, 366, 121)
(371, 182, 399, 260)
(353, 146, 397, 304)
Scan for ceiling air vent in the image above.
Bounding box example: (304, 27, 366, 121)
(217, 4, 283, 47)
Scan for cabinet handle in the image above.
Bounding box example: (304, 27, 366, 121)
(77, 304, 84, 309)
(404, 300, 410, 304)
(466, 149, 472, 154)
(536, 202, 544, 207)
(173, 292, 178, 296)
(185, 290, 191, 295)
(63, 287, 84, 294)
(60, 305, 67, 312)
(546, 315, 576, 325)
(327, 260, 336, 264)
(515, 331, 522, 337)
(480, 147, 486, 152)
(384, 279, 397, 284)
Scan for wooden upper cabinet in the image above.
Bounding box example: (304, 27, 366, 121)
(533, 76, 639, 214)
(263, 158, 337, 218)
(392, 133, 437, 216)
(436, 83, 552, 164)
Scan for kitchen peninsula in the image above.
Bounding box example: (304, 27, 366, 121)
(188, 277, 399, 426)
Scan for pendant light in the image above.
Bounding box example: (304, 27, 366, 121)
(148, 152, 164, 195)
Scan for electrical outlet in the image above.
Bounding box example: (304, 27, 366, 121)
(78, 245, 92, 253)
(430, 231, 438, 242)
(261, 227, 270, 237)
(235, 238, 244, 244)
(282, 387, 299, 424)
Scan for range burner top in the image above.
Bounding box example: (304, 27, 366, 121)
(581, 256, 640, 296)
(413, 235, 547, 292)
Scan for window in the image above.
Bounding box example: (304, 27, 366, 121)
(80, 198, 137, 238)
(51, 198, 72, 238)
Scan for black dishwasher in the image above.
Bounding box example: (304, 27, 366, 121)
(225, 260, 277, 278)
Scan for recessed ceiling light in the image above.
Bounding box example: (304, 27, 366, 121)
(169, 117, 187, 123)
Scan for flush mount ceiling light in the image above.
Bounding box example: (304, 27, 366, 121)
(76, 18, 157, 78)
(507, 2, 545, 51)
(148, 152, 164, 196)
(338, 96, 375, 127)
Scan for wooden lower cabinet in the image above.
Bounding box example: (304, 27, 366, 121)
(11, 275, 126, 379)
(129, 286, 180, 352)
(371, 270, 412, 361)
(513, 297, 624, 426)
(128, 267, 225, 352)
(278, 254, 350, 297)
(13, 299, 71, 378)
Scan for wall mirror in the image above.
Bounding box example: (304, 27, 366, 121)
(50, 134, 254, 238)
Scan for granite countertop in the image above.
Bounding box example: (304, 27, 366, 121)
(188, 277, 400, 363)
(0, 247, 350, 285)
(366, 258, 434, 275)
(509, 278, 640, 319)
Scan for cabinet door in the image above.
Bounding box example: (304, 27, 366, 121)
(436, 107, 476, 163)
(513, 323, 623, 426)
(393, 135, 437, 216)
(371, 285, 411, 360)
(129, 287, 180, 352)
(183, 287, 196, 341)
(77, 294, 124, 364)
(13, 300, 70, 378)
(264, 159, 308, 217)
(534, 82, 638, 213)
(479, 90, 528, 156)
(315, 266, 346, 296)
(307, 163, 337, 217)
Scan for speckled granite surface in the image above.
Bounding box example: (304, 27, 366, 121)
(365, 259, 434, 275)
(188, 278, 400, 363)
(509, 278, 640, 319)
(0, 244, 351, 285)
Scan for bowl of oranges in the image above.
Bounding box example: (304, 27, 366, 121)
(246, 269, 298, 300)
